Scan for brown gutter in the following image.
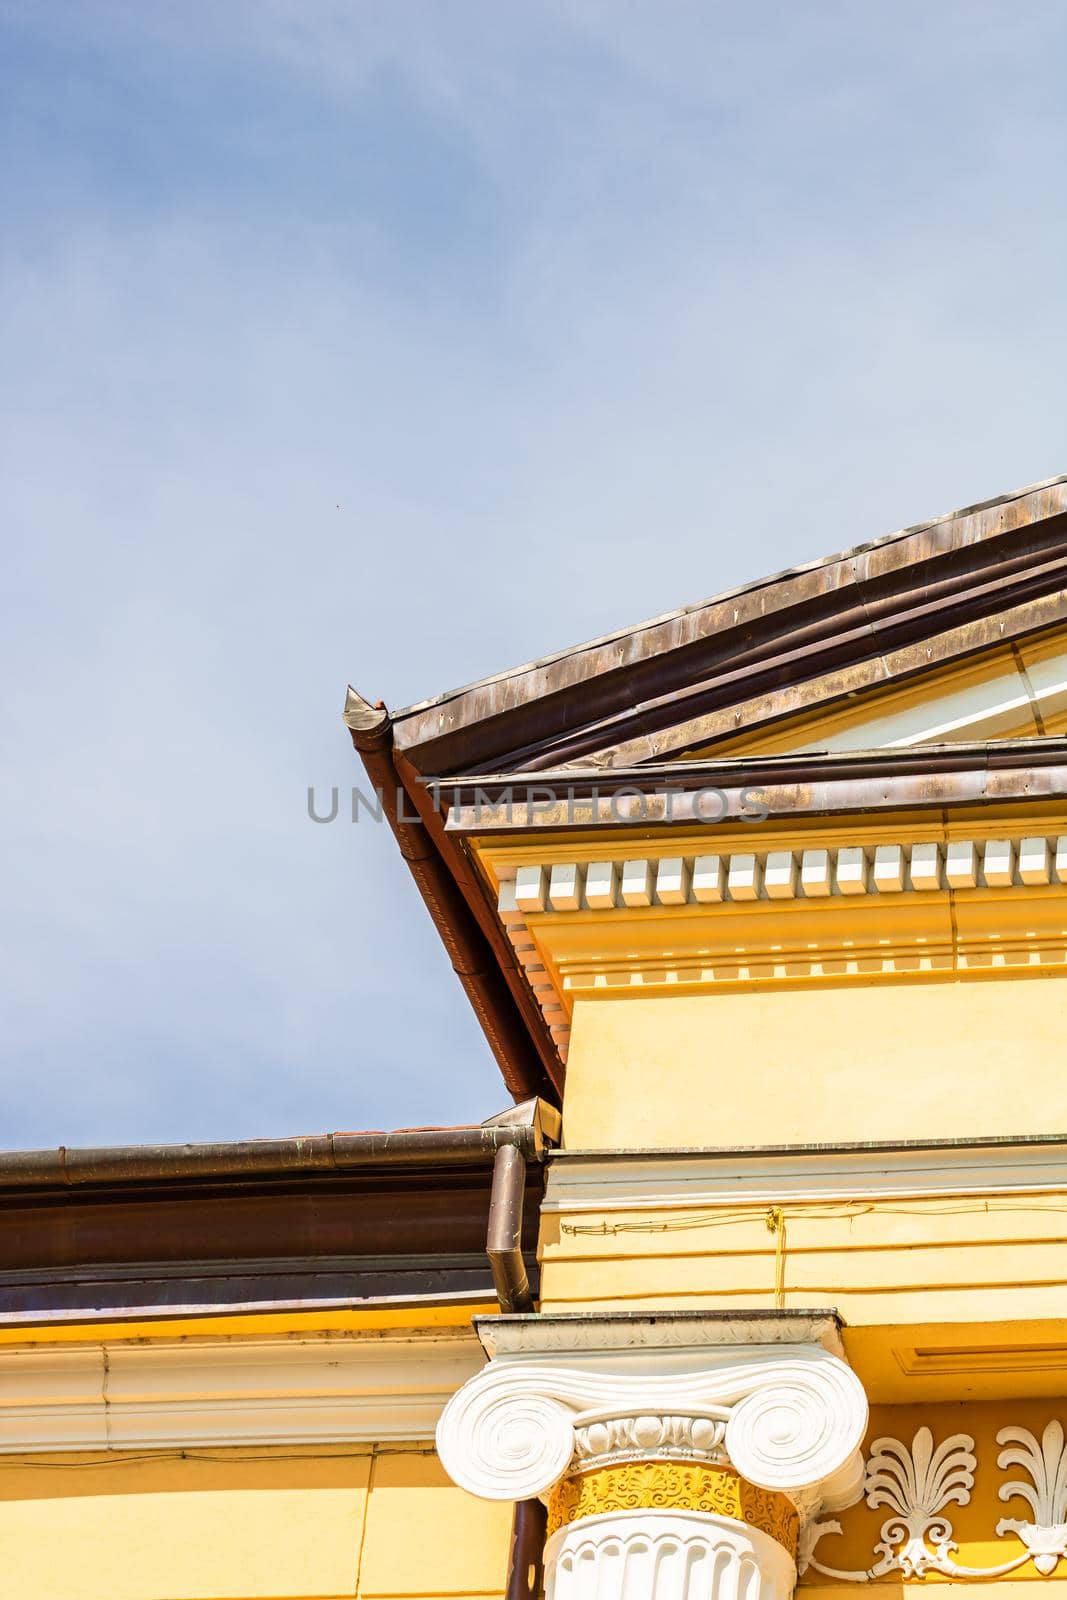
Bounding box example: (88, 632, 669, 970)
(344, 689, 562, 1103)
(0, 1112, 559, 1192)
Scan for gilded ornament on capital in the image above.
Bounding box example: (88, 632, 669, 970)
(546, 1460, 799, 1553)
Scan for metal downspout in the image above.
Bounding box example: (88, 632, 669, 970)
(487, 1142, 532, 1314)
(487, 1142, 547, 1598)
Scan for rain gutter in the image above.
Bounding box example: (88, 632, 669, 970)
(343, 689, 562, 1103)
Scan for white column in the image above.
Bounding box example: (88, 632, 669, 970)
(437, 1314, 868, 1600)
(547, 1512, 794, 1600)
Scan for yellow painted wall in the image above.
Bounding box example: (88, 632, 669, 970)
(358, 1452, 512, 1600)
(539, 1183, 1067, 1332)
(561, 975, 1067, 1151)
(0, 1446, 510, 1600)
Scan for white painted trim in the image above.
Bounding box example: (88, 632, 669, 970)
(0, 1328, 484, 1454)
(543, 1141, 1067, 1212)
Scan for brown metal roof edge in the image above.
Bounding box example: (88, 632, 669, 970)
(441, 737, 1067, 833)
(344, 690, 564, 1104)
(0, 1106, 562, 1192)
(443, 734, 1067, 794)
(407, 537, 1067, 777)
(389, 474, 1067, 771)
(395, 473, 1067, 724)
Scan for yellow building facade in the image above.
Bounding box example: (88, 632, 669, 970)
(4, 475, 1067, 1600)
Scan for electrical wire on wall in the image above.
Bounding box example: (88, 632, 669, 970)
(558, 1195, 1067, 1304)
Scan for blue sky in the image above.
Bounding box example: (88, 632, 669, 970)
(3, 1, 1066, 1147)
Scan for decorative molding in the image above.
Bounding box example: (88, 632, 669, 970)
(801, 1419, 1067, 1582)
(493, 833, 1067, 1003)
(547, 1462, 800, 1553)
(435, 1337, 867, 1510)
(546, 1510, 797, 1600)
(496, 875, 571, 1062)
(545, 1140, 1067, 1213)
(499, 836, 1067, 915)
(0, 1328, 483, 1453)
(573, 1412, 727, 1472)
(866, 1428, 976, 1577)
(996, 1422, 1067, 1574)
(802, 1427, 1009, 1582)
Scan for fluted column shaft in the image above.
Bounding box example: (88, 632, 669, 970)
(547, 1510, 795, 1600)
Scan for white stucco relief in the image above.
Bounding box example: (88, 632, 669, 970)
(802, 1421, 1067, 1581)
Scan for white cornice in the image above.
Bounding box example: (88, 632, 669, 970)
(475, 1311, 844, 1362)
(544, 1140, 1067, 1212)
(0, 1327, 484, 1454)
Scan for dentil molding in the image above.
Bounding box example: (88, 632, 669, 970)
(502, 837, 1067, 915)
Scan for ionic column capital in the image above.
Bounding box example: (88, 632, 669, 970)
(436, 1312, 868, 1518)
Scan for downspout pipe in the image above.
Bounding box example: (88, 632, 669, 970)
(487, 1142, 533, 1313)
(486, 1141, 547, 1598)
(507, 1499, 548, 1600)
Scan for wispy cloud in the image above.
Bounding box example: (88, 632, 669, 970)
(2, 0, 1066, 1144)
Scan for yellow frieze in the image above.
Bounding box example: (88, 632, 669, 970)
(547, 1460, 800, 1550)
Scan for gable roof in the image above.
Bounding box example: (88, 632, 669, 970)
(390, 473, 1067, 776)
(347, 473, 1067, 1103)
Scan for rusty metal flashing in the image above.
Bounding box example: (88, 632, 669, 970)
(441, 737, 1067, 833)
(389, 476, 1067, 776)
(596, 595, 1067, 770)
(344, 690, 562, 1103)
